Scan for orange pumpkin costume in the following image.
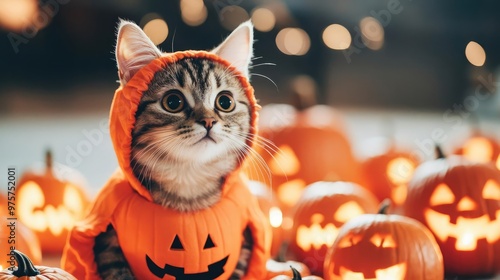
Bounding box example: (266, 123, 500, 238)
(61, 51, 270, 280)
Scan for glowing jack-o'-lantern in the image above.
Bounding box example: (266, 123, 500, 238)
(287, 181, 379, 276)
(0, 196, 42, 271)
(16, 150, 90, 253)
(402, 147, 500, 276)
(360, 139, 419, 207)
(244, 103, 364, 219)
(454, 134, 500, 170)
(247, 180, 284, 257)
(324, 201, 444, 280)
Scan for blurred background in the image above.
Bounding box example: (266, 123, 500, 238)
(1, 0, 500, 192)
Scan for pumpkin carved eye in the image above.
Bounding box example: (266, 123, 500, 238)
(170, 235, 184, 250)
(483, 180, 500, 200)
(430, 183, 455, 206)
(338, 234, 362, 248)
(370, 234, 397, 248)
(203, 234, 216, 249)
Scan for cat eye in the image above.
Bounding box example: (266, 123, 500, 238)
(215, 91, 235, 112)
(161, 90, 185, 113)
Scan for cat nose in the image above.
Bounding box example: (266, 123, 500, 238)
(198, 117, 217, 130)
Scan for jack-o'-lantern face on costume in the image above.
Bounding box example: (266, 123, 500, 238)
(324, 206, 443, 280)
(402, 150, 500, 276)
(287, 182, 379, 276)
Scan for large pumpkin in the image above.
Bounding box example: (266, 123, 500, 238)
(360, 138, 419, 207)
(287, 181, 379, 276)
(454, 133, 500, 170)
(247, 180, 284, 257)
(16, 150, 90, 253)
(324, 201, 444, 280)
(0, 196, 42, 271)
(402, 147, 500, 276)
(244, 103, 364, 219)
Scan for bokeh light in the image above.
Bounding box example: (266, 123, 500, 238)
(465, 41, 486, 66)
(251, 7, 276, 32)
(141, 14, 169, 46)
(220, 5, 250, 31)
(276, 27, 310, 56)
(322, 24, 351, 50)
(180, 0, 207, 27)
(360, 17, 384, 50)
(0, 0, 38, 32)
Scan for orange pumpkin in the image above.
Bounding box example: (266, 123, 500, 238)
(270, 266, 323, 280)
(16, 150, 90, 254)
(402, 146, 500, 276)
(360, 138, 419, 207)
(266, 259, 311, 279)
(0, 250, 76, 279)
(324, 201, 444, 280)
(0, 196, 42, 270)
(244, 103, 364, 219)
(247, 180, 284, 257)
(287, 181, 379, 276)
(454, 133, 500, 170)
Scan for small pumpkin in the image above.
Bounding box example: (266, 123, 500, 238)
(402, 146, 500, 276)
(360, 137, 419, 207)
(16, 150, 90, 253)
(324, 200, 444, 280)
(270, 266, 324, 280)
(0, 250, 76, 279)
(287, 181, 379, 276)
(266, 259, 311, 279)
(0, 196, 42, 270)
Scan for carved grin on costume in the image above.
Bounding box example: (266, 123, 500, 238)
(145, 254, 229, 279)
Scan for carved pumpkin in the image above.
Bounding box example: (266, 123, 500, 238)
(360, 138, 419, 207)
(454, 134, 500, 170)
(247, 180, 284, 257)
(16, 150, 90, 253)
(402, 146, 500, 276)
(270, 266, 324, 280)
(0, 196, 42, 271)
(287, 181, 379, 276)
(244, 103, 364, 221)
(324, 201, 444, 280)
(0, 250, 76, 280)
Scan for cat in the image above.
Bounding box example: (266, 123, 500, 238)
(92, 19, 258, 280)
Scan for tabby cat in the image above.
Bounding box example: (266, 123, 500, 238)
(93, 20, 257, 279)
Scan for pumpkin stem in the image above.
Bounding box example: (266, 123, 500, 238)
(11, 250, 40, 277)
(435, 144, 445, 159)
(290, 266, 302, 280)
(45, 149, 53, 174)
(378, 199, 392, 215)
(289, 75, 317, 111)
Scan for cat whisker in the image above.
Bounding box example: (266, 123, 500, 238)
(249, 73, 278, 92)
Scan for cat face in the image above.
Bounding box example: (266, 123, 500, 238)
(131, 57, 252, 163)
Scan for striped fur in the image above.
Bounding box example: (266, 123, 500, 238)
(94, 20, 255, 280)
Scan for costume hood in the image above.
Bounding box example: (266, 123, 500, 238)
(109, 50, 259, 201)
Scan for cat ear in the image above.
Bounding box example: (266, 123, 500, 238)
(115, 19, 162, 85)
(212, 20, 254, 78)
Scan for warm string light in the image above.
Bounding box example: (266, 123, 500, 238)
(275, 27, 310, 56)
(465, 41, 486, 66)
(251, 7, 276, 32)
(322, 24, 351, 50)
(220, 5, 249, 31)
(180, 0, 207, 27)
(0, 0, 38, 32)
(359, 16, 384, 50)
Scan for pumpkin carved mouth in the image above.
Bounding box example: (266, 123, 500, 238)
(425, 208, 500, 251)
(338, 263, 407, 280)
(145, 254, 228, 279)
